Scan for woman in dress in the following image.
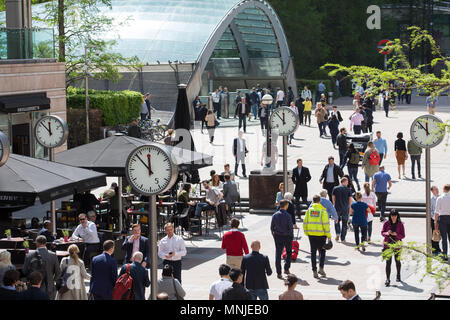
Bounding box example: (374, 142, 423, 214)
(381, 209, 405, 287)
(205, 110, 217, 144)
(56, 244, 90, 300)
(394, 132, 408, 179)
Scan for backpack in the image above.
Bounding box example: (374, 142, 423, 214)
(28, 250, 47, 286)
(349, 151, 360, 165)
(112, 264, 134, 300)
(369, 150, 380, 166)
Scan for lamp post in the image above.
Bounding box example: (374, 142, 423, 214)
(261, 94, 273, 168)
(84, 44, 95, 144)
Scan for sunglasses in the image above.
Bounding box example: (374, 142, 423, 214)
(79, 218, 86, 221)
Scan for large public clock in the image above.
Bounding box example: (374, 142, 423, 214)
(125, 144, 179, 196)
(0, 131, 10, 167)
(34, 115, 68, 148)
(410, 115, 444, 149)
(269, 107, 299, 136)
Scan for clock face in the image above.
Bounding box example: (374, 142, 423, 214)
(125, 144, 178, 195)
(410, 115, 444, 149)
(0, 131, 10, 167)
(270, 107, 299, 136)
(35, 115, 68, 148)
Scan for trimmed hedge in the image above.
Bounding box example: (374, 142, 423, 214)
(66, 87, 142, 126)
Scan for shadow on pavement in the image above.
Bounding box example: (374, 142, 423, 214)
(178, 247, 226, 270)
(317, 277, 343, 286)
(390, 281, 424, 293)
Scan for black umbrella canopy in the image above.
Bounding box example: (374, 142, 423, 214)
(0, 153, 107, 206)
(54, 135, 213, 176)
(174, 84, 191, 131)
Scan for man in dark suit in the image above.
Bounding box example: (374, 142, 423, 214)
(121, 224, 150, 267)
(23, 235, 61, 299)
(241, 241, 272, 300)
(37, 220, 55, 243)
(221, 268, 252, 300)
(0, 270, 20, 300)
(118, 252, 150, 300)
(338, 280, 362, 300)
(233, 130, 248, 178)
(90, 240, 118, 300)
(236, 97, 250, 133)
(319, 156, 344, 201)
(291, 158, 312, 219)
(18, 271, 49, 300)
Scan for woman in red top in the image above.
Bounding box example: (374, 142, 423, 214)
(221, 218, 249, 269)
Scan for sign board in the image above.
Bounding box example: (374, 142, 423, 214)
(377, 39, 392, 55)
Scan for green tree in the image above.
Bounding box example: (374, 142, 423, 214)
(36, 0, 141, 87)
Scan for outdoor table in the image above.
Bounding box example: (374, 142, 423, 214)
(53, 239, 85, 253)
(190, 195, 206, 202)
(55, 208, 78, 228)
(0, 237, 24, 249)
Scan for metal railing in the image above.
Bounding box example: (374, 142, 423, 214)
(0, 27, 55, 60)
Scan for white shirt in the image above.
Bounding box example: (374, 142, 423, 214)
(209, 278, 233, 300)
(362, 191, 376, 223)
(277, 90, 284, 101)
(436, 193, 450, 216)
(239, 138, 245, 153)
(431, 193, 439, 218)
(212, 92, 220, 103)
(158, 234, 187, 261)
(72, 221, 100, 244)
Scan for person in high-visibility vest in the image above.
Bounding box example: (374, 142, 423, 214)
(303, 195, 332, 279)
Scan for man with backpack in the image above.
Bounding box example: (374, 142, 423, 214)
(90, 240, 117, 300)
(116, 251, 150, 300)
(23, 235, 61, 300)
(362, 142, 380, 183)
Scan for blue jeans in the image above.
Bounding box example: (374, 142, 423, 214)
(194, 202, 215, 217)
(368, 221, 373, 239)
(339, 149, 347, 169)
(252, 104, 258, 118)
(248, 289, 269, 300)
(335, 213, 349, 241)
(365, 173, 373, 183)
(273, 234, 292, 275)
(348, 166, 359, 188)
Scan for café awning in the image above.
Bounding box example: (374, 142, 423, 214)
(0, 153, 107, 206)
(55, 135, 213, 176)
(0, 92, 51, 113)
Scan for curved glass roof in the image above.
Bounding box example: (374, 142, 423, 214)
(101, 0, 242, 63)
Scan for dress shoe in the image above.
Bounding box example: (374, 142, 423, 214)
(313, 271, 319, 279)
(277, 274, 284, 280)
(385, 279, 390, 287)
(335, 235, 340, 241)
(318, 268, 326, 277)
(284, 270, 290, 275)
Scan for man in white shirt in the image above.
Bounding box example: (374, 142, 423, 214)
(435, 184, 450, 260)
(71, 213, 100, 269)
(209, 264, 232, 300)
(158, 222, 187, 283)
(276, 88, 285, 108)
(430, 186, 441, 254)
(211, 89, 221, 119)
(233, 130, 248, 178)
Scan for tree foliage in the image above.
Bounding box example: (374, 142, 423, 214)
(35, 0, 141, 87)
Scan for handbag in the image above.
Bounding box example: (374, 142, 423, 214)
(57, 258, 70, 295)
(172, 279, 184, 300)
(214, 119, 220, 128)
(432, 229, 442, 242)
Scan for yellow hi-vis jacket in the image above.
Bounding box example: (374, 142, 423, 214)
(303, 203, 332, 238)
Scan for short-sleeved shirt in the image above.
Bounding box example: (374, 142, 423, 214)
(351, 201, 369, 226)
(141, 102, 148, 114)
(373, 171, 391, 193)
(210, 278, 233, 300)
(332, 185, 352, 214)
(436, 193, 450, 216)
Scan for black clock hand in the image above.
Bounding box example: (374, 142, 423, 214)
(275, 112, 285, 124)
(41, 123, 51, 134)
(136, 156, 150, 173)
(417, 121, 429, 135)
(147, 153, 154, 175)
